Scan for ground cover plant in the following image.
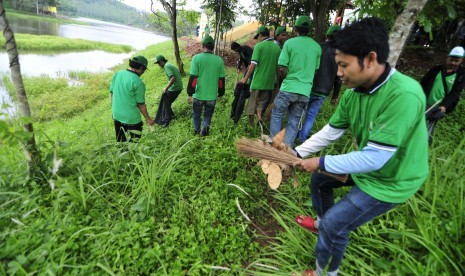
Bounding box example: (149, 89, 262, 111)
(0, 34, 133, 52)
(1, 40, 464, 275)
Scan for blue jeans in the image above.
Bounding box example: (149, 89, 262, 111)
(270, 91, 308, 146)
(193, 99, 216, 133)
(311, 172, 354, 218)
(313, 173, 397, 273)
(299, 95, 326, 142)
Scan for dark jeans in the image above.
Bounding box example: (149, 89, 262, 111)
(114, 120, 143, 142)
(311, 172, 354, 218)
(154, 90, 181, 125)
(270, 91, 308, 146)
(193, 99, 216, 133)
(311, 172, 397, 273)
(299, 95, 326, 142)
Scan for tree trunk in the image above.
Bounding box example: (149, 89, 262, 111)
(0, 1, 41, 179)
(388, 0, 429, 66)
(158, 0, 184, 74)
(276, 0, 283, 26)
(309, 0, 331, 42)
(264, 0, 271, 25)
(171, 14, 184, 74)
(214, 0, 223, 55)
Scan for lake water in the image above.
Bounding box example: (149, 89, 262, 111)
(1, 15, 169, 116)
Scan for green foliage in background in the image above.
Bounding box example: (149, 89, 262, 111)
(4, 0, 149, 28)
(148, 9, 200, 36)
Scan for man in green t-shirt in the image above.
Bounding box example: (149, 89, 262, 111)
(239, 26, 281, 126)
(153, 54, 183, 127)
(110, 55, 154, 142)
(420, 46, 465, 144)
(292, 18, 428, 276)
(269, 15, 321, 146)
(187, 35, 225, 136)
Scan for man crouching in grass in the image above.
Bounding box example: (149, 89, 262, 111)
(292, 17, 428, 276)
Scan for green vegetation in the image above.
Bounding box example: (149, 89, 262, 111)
(0, 33, 132, 52)
(4, 0, 148, 29)
(59, 0, 148, 28)
(1, 40, 465, 275)
(5, 9, 84, 24)
(148, 9, 200, 37)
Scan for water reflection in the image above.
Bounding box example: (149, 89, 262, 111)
(0, 51, 132, 77)
(7, 15, 59, 35)
(0, 81, 17, 119)
(1, 15, 169, 115)
(6, 15, 168, 50)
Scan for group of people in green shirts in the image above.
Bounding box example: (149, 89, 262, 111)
(109, 34, 225, 141)
(110, 15, 464, 275)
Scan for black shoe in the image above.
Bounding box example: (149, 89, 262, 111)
(199, 126, 209, 136)
(194, 129, 200, 135)
(161, 122, 169, 128)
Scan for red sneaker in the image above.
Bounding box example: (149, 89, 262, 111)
(295, 214, 318, 234)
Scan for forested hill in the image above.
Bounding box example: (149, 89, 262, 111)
(5, 0, 149, 28)
(61, 0, 148, 28)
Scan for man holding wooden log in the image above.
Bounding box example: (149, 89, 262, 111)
(292, 17, 428, 276)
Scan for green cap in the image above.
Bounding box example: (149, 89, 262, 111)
(202, 35, 214, 47)
(131, 55, 148, 69)
(275, 26, 286, 36)
(154, 54, 167, 64)
(254, 26, 269, 39)
(295, 15, 311, 28)
(326, 25, 342, 36)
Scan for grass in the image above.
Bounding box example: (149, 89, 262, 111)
(0, 33, 133, 52)
(1, 39, 465, 274)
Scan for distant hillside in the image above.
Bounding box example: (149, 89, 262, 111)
(60, 0, 149, 28)
(4, 0, 149, 29)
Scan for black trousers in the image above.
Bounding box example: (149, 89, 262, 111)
(114, 120, 143, 142)
(154, 90, 181, 125)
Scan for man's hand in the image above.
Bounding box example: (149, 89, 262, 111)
(162, 87, 168, 94)
(439, 106, 446, 113)
(187, 96, 193, 105)
(146, 118, 155, 126)
(293, 157, 320, 173)
(426, 107, 445, 121)
(239, 77, 247, 84)
(331, 98, 339, 105)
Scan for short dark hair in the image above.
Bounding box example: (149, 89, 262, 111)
(333, 17, 389, 68)
(260, 29, 270, 37)
(203, 43, 214, 51)
(129, 59, 144, 70)
(231, 41, 240, 50)
(295, 26, 309, 36)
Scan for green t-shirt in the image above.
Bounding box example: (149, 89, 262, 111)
(278, 36, 321, 96)
(426, 72, 456, 106)
(250, 39, 281, 90)
(110, 69, 146, 124)
(164, 62, 183, 92)
(329, 70, 428, 203)
(190, 52, 225, 101)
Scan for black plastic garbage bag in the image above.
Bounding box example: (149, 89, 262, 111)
(230, 82, 250, 124)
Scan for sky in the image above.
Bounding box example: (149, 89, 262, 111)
(122, 0, 254, 16)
